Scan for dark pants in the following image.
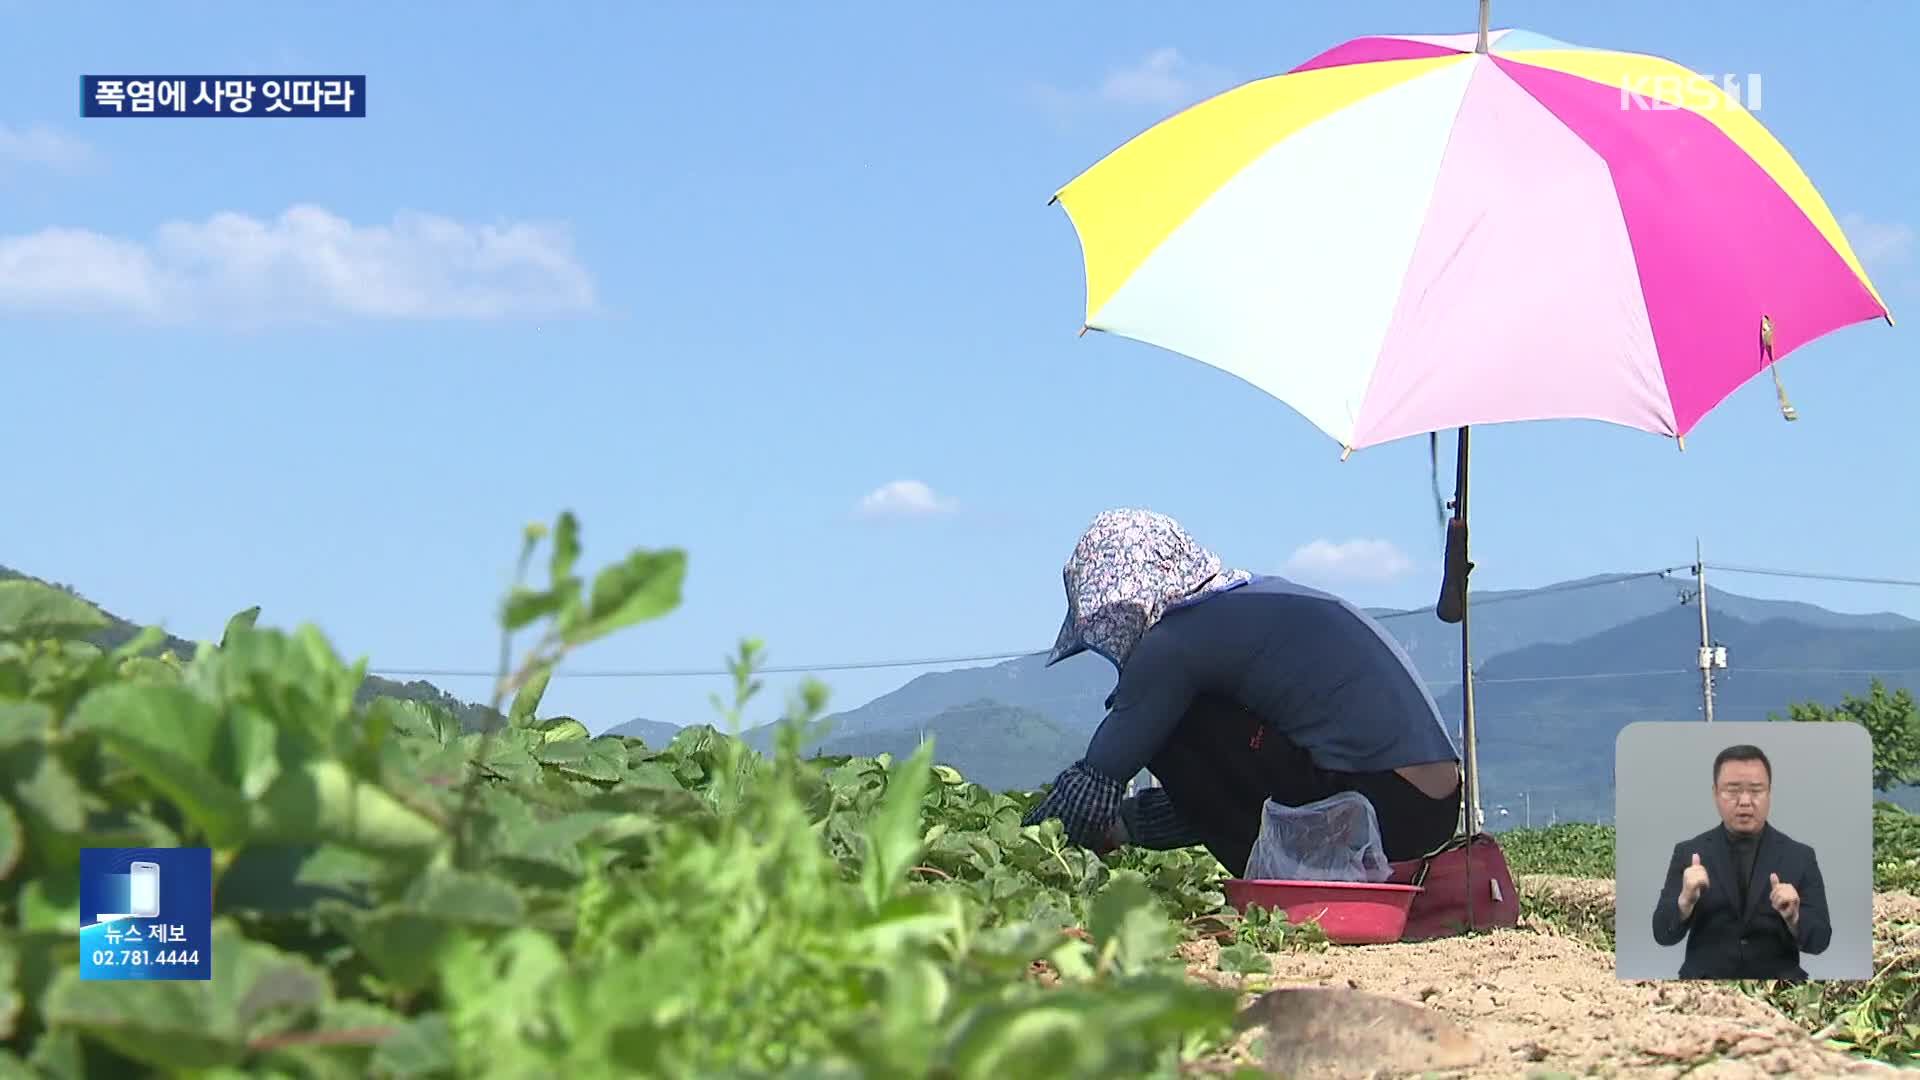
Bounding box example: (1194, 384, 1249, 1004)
(1146, 694, 1462, 878)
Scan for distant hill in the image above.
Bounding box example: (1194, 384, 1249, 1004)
(1455, 604, 1920, 823)
(744, 651, 1114, 755)
(1371, 573, 1918, 691)
(602, 717, 684, 747)
(0, 565, 505, 733)
(740, 578, 1918, 824)
(741, 576, 1919, 758)
(808, 700, 1084, 793)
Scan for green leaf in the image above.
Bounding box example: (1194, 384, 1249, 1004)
(438, 931, 568, 1075)
(214, 845, 375, 916)
(0, 702, 51, 748)
(1215, 942, 1269, 975)
(367, 1013, 454, 1077)
(533, 739, 623, 784)
(853, 892, 968, 955)
(18, 874, 79, 934)
(252, 761, 445, 858)
(403, 868, 527, 927)
(561, 549, 687, 646)
(248, 999, 407, 1079)
(1087, 870, 1177, 976)
(116, 655, 183, 685)
(508, 667, 551, 728)
(67, 684, 261, 848)
(0, 739, 87, 836)
(500, 586, 568, 632)
(0, 800, 20, 885)
(537, 718, 590, 743)
(220, 606, 261, 649)
(0, 580, 108, 640)
(511, 811, 617, 856)
(327, 910, 451, 995)
(0, 932, 20, 1041)
(0, 1049, 37, 1080)
(324, 870, 524, 996)
(107, 625, 167, 663)
(946, 1004, 1098, 1079)
(860, 740, 935, 912)
(41, 922, 330, 1070)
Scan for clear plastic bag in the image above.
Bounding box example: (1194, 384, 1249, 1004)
(1244, 791, 1392, 882)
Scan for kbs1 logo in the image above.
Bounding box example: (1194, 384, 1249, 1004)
(1619, 72, 1763, 114)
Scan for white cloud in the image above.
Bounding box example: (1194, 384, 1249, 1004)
(1839, 213, 1913, 268)
(1032, 48, 1236, 121)
(1281, 538, 1415, 583)
(0, 204, 595, 326)
(0, 124, 94, 172)
(855, 480, 958, 520)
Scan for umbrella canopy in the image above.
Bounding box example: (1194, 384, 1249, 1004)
(1053, 28, 1892, 453)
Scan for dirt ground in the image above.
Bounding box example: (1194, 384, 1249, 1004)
(1181, 878, 1920, 1079)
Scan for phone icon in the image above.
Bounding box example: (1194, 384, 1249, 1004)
(128, 862, 161, 919)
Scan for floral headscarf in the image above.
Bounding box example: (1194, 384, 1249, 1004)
(1045, 509, 1251, 670)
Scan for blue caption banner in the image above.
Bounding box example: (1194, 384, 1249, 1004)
(79, 847, 212, 981)
(81, 76, 366, 117)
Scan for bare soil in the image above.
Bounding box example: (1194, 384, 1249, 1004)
(1180, 878, 1919, 1079)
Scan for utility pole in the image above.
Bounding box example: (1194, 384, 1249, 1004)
(1691, 539, 1729, 721)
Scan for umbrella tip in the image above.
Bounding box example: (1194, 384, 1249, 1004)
(1340, 445, 1353, 462)
(1676, 435, 1686, 453)
(1077, 325, 1089, 338)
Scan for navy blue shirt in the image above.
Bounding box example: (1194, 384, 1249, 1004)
(1083, 575, 1459, 783)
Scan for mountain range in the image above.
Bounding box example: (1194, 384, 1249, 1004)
(602, 570, 1918, 823)
(0, 566, 506, 733)
(11, 560, 1916, 824)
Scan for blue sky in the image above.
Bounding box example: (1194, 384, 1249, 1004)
(4, 1, 1915, 734)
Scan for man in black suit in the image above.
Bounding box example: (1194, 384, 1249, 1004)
(1651, 744, 1832, 980)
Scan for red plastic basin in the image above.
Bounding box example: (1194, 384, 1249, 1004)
(1222, 879, 1423, 945)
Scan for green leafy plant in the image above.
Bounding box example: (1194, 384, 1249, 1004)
(1497, 822, 1616, 879)
(1214, 903, 1327, 975)
(1775, 678, 1920, 793)
(0, 513, 1243, 1079)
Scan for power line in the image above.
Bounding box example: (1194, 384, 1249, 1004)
(363, 562, 1920, 684)
(1472, 668, 1691, 686)
(1471, 666, 1920, 686)
(1369, 566, 1690, 622)
(1704, 562, 1920, 590)
(368, 564, 1695, 681)
(374, 650, 1041, 680)
(370, 660, 1920, 688)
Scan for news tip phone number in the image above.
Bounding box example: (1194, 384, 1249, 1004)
(90, 949, 200, 966)
(87, 78, 359, 116)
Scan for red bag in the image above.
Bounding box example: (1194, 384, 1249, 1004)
(1386, 833, 1519, 941)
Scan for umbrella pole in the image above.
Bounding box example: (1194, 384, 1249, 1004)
(1436, 424, 1481, 929)
(1443, 428, 1474, 834)
(1436, 427, 1479, 835)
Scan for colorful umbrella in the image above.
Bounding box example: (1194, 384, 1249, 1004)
(1049, 10, 1891, 838)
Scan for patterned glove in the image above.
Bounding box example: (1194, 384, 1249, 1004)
(1022, 760, 1125, 852)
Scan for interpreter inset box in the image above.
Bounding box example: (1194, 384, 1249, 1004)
(1614, 721, 1873, 981)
